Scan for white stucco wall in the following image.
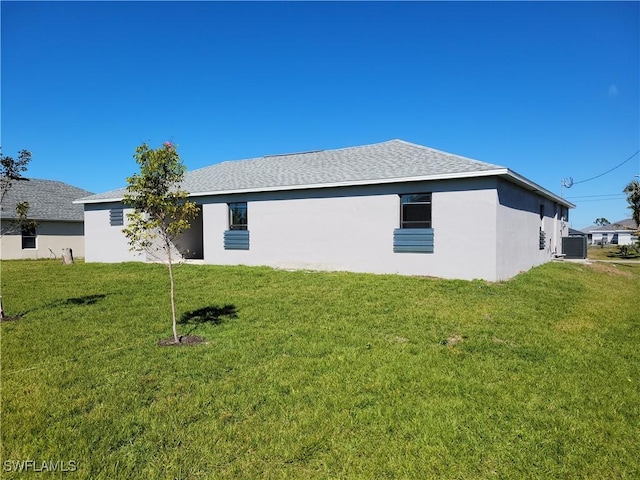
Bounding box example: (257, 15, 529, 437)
(82, 177, 569, 281)
(495, 179, 568, 280)
(199, 179, 499, 280)
(83, 203, 144, 263)
(0, 220, 85, 260)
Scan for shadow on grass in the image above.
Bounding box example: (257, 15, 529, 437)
(12, 294, 108, 318)
(179, 304, 237, 335)
(62, 294, 107, 306)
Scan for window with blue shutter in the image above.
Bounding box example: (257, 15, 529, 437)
(394, 194, 434, 253)
(225, 202, 249, 250)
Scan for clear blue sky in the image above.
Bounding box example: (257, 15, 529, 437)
(2, 1, 638, 229)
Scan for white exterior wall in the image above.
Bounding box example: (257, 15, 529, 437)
(82, 177, 568, 281)
(591, 231, 634, 246)
(0, 220, 85, 260)
(84, 203, 144, 262)
(200, 179, 499, 280)
(495, 179, 568, 280)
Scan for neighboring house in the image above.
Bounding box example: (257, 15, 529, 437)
(582, 219, 638, 246)
(76, 140, 574, 281)
(568, 227, 587, 237)
(1, 178, 93, 260)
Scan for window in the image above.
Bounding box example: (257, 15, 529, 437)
(21, 224, 36, 249)
(539, 229, 546, 250)
(110, 208, 124, 226)
(539, 204, 545, 250)
(394, 193, 434, 253)
(228, 202, 248, 230)
(225, 202, 249, 250)
(400, 194, 432, 229)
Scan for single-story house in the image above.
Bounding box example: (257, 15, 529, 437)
(76, 139, 574, 281)
(568, 227, 587, 237)
(582, 219, 638, 246)
(1, 178, 93, 259)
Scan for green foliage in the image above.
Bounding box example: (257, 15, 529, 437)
(0, 148, 32, 319)
(1, 260, 639, 479)
(623, 179, 640, 228)
(594, 217, 610, 226)
(122, 142, 198, 256)
(121, 142, 198, 343)
(0, 148, 31, 203)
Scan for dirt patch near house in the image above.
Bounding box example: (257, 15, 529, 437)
(157, 335, 205, 347)
(586, 262, 634, 278)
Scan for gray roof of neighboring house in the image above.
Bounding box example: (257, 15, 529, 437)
(1, 178, 93, 222)
(581, 218, 638, 233)
(76, 139, 573, 207)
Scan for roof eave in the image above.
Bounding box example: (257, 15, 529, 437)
(75, 168, 575, 208)
(500, 169, 575, 209)
(74, 196, 124, 205)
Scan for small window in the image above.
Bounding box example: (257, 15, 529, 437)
(228, 202, 248, 230)
(400, 194, 432, 229)
(21, 225, 36, 249)
(110, 208, 124, 226)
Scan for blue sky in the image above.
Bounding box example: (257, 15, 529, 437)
(2, 1, 638, 229)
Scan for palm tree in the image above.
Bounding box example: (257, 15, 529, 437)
(623, 179, 640, 228)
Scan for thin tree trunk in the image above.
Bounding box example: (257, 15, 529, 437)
(167, 243, 179, 343)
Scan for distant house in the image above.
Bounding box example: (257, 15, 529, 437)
(1, 178, 93, 259)
(568, 227, 587, 237)
(582, 219, 638, 246)
(76, 140, 574, 281)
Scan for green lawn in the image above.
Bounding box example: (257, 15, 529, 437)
(1, 260, 639, 479)
(588, 244, 640, 260)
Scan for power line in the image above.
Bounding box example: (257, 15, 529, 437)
(566, 193, 626, 199)
(572, 149, 640, 185)
(570, 198, 627, 203)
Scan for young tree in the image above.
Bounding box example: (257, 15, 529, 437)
(122, 142, 198, 344)
(0, 148, 33, 319)
(623, 179, 640, 228)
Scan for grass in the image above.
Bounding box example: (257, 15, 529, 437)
(1, 260, 639, 479)
(588, 244, 640, 260)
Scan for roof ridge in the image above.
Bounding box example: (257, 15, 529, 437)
(187, 139, 400, 174)
(5, 176, 93, 190)
(397, 141, 503, 168)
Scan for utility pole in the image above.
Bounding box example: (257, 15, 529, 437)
(561, 177, 573, 198)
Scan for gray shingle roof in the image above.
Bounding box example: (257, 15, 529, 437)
(582, 218, 638, 233)
(1, 178, 93, 222)
(78, 139, 505, 203)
